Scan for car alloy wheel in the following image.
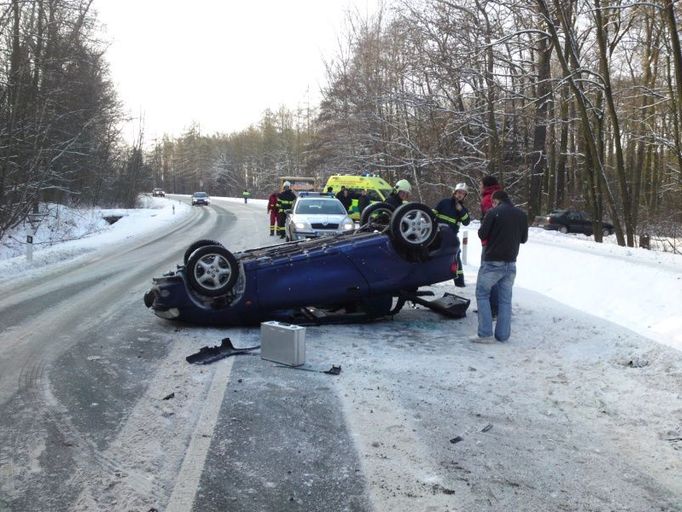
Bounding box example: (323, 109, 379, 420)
(184, 239, 224, 265)
(559, 226, 568, 234)
(390, 203, 437, 248)
(186, 245, 239, 297)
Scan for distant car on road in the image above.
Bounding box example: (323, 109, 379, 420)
(152, 188, 165, 197)
(191, 192, 210, 206)
(536, 209, 614, 236)
(285, 193, 355, 241)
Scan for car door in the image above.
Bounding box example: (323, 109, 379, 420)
(574, 212, 593, 234)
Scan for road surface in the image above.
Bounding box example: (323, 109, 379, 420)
(0, 198, 680, 512)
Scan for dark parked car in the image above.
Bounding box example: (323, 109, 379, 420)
(536, 209, 614, 236)
(152, 188, 165, 197)
(191, 192, 210, 206)
(144, 202, 469, 326)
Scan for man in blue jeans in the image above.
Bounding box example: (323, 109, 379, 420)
(472, 190, 528, 343)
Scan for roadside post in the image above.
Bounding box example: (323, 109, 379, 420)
(26, 234, 33, 262)
(26, 211, 45, 263)
(462, 230, 468, 265)
(173, 204, 175, 215)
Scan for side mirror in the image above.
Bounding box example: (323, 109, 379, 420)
(285, 209, 292, 214)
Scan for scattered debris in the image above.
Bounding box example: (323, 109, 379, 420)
(186, 338, 260, 365)
(449, 436, 463, 444)
(274, 364, 342, 376)
(626, 358, 649, 368)
(323, 365, 342, 375)
(432, 483, 456, 495)
(481, 423, 493, 433)
(162, 392, 175, 400)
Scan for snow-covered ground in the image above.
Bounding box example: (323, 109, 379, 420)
(1, 195, 680, 354)
(1, 196, 681, 510)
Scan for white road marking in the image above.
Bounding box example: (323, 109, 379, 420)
(165, 358, 234, 512)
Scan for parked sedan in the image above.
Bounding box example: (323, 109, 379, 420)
(144, 202, 469, 326)
(285, 194, 355, 241)
(537, 209, 614, 236)
(191, 192, 210, 206)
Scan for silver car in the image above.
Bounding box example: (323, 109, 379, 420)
(285, 195, 355, 241)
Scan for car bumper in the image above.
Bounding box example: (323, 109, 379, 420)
(291, 230, 344, 240)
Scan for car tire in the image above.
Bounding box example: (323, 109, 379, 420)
(602, 227, 612, 236)
(390, 203, 437, 248)
(360, 202, 395, 231)
(184, 239, 224, 265)
(186, 245, 239, 297)
(559, 226, 568, 234)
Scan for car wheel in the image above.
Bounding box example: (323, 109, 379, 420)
(184, 239, 224, 265)
(360, 202, 395, 231)
(559, 226, 568, 234)
(390, 203, 437, 248)
(602, 227, 612, 236)
(186, 245, 239, 297)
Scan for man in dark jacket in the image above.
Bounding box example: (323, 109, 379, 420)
(276, 182, 297, 239)
(472, 190, 528, 343)
(337, 187, 353, 212)
(433, 182, 470, 287)
(357, 189, 371, 214)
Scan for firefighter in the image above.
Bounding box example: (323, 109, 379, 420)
(276, 181, 297, 239)
(267, 189, 279, 236)
(434, 182, 471, 287)
(385, 179, 412, 209)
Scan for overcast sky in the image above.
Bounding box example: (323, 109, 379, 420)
(93, 0, 380, 144)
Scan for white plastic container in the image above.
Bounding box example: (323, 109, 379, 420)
(260, 321, 306, 367)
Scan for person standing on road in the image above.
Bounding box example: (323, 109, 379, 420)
(267, 190, 279, 236)
(472, 190, 528, 343)
(433, 183, 470, 287)
(243, 189, 251, 204)
(357, 189, 371, 214)
(480, 175, 503, 314)
(276, 182, 297, 239)
(337, 187, 353, 212)
(480, 176, 502, 216)
(385, 179, 411, 209)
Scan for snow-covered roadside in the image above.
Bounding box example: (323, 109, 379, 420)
(0, 196, 190, 281)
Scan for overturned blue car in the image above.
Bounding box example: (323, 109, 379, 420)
(143, 202, 469, 325)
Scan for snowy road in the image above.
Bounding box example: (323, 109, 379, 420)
(0, 199, 681, 511)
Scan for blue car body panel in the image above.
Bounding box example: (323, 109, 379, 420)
(145, 227, 458, 326)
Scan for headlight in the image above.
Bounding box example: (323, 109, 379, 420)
(294, 221, 311, 230)
(341, 220, 355, 231)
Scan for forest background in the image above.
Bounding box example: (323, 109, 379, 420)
(1, 0, 682, 248)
